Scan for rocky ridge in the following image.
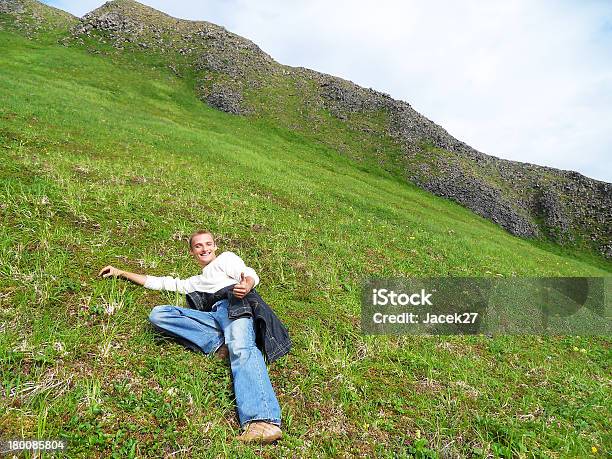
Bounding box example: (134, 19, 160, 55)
(1, 0, 610, 257)
(0, 0, 77, 36)
(67, 0, 275, 115)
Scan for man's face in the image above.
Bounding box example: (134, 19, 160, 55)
(190, 233, 217, 267)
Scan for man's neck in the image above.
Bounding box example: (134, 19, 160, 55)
(199, 254, 217, 269)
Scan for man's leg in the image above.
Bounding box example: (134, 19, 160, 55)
(212, 301, 282, 431)
(148, 305, 224, 355)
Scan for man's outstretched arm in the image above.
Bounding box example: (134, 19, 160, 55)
(98, 265, 146, 286)
(99, 265, 196, 293)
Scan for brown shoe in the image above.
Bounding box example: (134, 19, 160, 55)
(237, 421, 282, 444)
(214, 344, 229, 361)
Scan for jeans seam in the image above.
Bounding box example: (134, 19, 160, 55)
(253, 327, 272, 422)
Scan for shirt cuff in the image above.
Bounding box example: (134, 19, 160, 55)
(245, 269, 260, 287)
(143, 275, 161, 290)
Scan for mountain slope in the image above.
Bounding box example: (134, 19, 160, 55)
(4, 0, 608, 257)
(0, 3, 611, 458)
(44, 0, 610, 259)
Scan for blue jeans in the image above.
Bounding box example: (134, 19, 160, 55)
(148, 300, 281, 427)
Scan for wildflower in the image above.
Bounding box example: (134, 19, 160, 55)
(53, 341, 68, 357)
(104, 302, 117, 315)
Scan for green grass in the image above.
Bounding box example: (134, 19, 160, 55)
(0, 27, 610, 458)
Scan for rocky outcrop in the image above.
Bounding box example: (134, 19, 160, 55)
(200, 83, 250, 115)
(299, 71, 611, 252)
(0, 0, 24, 14)
(0, 0, 77, 36)
(67, 0, 275, 115)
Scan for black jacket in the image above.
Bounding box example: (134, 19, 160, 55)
(185, 285, 291, 363)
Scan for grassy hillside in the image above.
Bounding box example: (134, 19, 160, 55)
(0, 26, 610, 458)
(52, 0, 611, 258)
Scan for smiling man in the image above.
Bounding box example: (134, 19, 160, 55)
(98, 230, 289, 444)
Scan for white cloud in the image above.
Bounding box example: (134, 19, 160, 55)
(43, 0, 612, 182)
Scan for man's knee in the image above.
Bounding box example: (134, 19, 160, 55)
(149, 305, 174, 326)
(226, 319, 257, 361)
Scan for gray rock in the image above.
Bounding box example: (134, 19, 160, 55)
(0, 0, 24, 14)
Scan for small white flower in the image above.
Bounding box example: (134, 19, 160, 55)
(53, 341, 68, 356)
(104, 302, 117, 315)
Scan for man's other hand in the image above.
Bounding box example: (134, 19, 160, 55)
(98, 265, 123, 278)
(233, 272, 253, 299)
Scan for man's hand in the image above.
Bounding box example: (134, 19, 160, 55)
(98, 265, 123, 278)
(233, 272, 254, 299)
(98, 265, 147, 286)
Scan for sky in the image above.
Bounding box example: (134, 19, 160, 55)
(44, 0, 612, 183)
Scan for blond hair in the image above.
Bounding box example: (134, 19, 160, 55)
(188, 230, 215, 249)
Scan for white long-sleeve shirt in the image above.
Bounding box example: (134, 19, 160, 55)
(143, 251, 260, 294)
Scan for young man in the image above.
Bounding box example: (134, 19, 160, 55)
(98, 230, 287, 444)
